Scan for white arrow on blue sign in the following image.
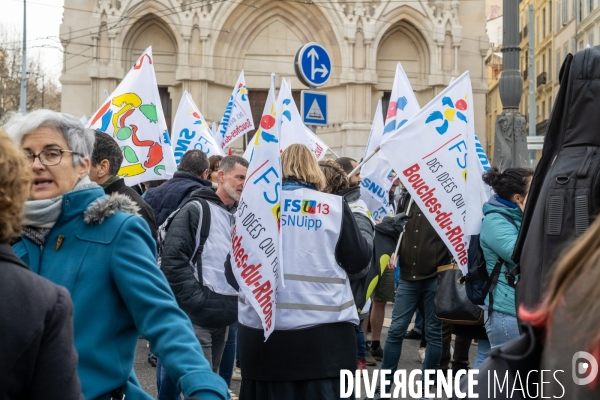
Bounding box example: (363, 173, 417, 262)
(298, 43, 331, 87)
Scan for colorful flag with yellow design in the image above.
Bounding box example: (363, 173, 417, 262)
(87, 46, 176, 185)
(379, 71, 475, 272)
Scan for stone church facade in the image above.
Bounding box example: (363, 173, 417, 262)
(60, 0, 489, 158)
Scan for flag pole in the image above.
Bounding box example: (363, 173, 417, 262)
(327, 147, 340, 159)
(392, 197, 414, 261)
(348, 146, 380, 178)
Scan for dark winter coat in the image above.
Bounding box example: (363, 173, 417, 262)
(103, 177, 157, 242)
(398, 195, 452, 281)
(145, 171, 213, 226)
(514, 46, 600, 310)
(161, 187, 238, 328)
(0, 243, 81, 400)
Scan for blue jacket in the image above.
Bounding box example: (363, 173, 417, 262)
(145, 171, 213, 226)
(13, 187, 227, 400)
(480, 196, 523, 317)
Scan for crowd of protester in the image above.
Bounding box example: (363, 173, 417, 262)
(1, 109, 599, 400)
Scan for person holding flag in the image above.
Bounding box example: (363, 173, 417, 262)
(226, 144, 372, 399)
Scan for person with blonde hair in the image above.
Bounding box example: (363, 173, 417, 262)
(226, 144, 372, 399)
(0, 130, 81, 399)
(6, 110, 228, 400)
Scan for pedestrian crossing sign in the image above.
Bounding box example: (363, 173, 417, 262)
(301, 90, 328, 126)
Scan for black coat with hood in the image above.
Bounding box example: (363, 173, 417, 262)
(514, 46, 600, 310)
(161, 187, 237, 328)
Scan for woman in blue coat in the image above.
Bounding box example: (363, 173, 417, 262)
(6, 110, 228, 400)
(480, 166, 533, 349)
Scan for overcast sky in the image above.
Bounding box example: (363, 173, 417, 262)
(1, 0, 65, 83)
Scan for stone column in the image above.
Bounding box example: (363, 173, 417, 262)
(493, 0, 529, 169)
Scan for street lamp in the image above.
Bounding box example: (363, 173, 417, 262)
(492, 0, 530, 169)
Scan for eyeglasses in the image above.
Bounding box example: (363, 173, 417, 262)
(25, 149, 82, 166)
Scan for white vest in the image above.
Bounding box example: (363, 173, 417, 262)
(239, 188, 359, 330)
(197, 201, 238, 296)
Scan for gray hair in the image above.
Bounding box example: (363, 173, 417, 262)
(3, 109, 95, 167)
(219, 155, 249, 173)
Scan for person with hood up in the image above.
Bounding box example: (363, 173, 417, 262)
(480, 166, 533, 349)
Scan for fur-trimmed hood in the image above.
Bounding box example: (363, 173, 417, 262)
(83, 193, 140, 225)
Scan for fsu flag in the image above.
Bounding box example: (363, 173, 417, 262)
(379, 71, 476, 273)
(243, 125, 329, 163)
(231, 75, 282, 339)
(87, 46, 176, 185)
(216, 70, 255, 149)
(172, 91, 224, 165)
(244, 79, 328, 162)
(360, 63, 420, 220)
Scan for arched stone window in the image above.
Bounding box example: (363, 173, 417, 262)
(121, 15, 178, 86)
(376, 20, 430, 91)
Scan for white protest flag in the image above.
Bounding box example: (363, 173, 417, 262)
(216, 70, 255, 149)
(379, 71, 474, 272)
(279, 79, 317, 153)
(304, 126, 329, 161)
(231, 75, 281, 339)
(87, 47, 176, 186)
(464, 132, 493, 236)
(172, 91, 224, 165)
(360, 63, 420, 220)
(243, 80, 328, 162)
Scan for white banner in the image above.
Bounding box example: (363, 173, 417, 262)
(216, 70, 255, 149)
(87, 47, 176, 186)
(231, 75, 282, 340)
(379, 71, 475, 270)
(360, 63, 420, 220)
(243, 80, 328, 163)
(172, 91, 224, 165)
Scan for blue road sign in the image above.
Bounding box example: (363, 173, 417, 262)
(302, 90, 327, 126)
(297, 43, 331, 87)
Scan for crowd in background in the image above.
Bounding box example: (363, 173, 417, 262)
(1, 109, 599, 400)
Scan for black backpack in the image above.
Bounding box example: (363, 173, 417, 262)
(157, 197, 211, 272)
(463, 213, 517, 313)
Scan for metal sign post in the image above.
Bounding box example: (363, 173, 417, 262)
(295, 43, 331, 134)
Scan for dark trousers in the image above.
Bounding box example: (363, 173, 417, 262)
(219, 321, 238, 387)
(440, 321, 471, 371)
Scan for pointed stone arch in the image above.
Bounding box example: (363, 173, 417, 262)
(211, 1, 343, 88)
(376, 19, 430, 91)
(120, 14, 179, 85)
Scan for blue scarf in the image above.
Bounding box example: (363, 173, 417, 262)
(495, 195, 519, 209)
